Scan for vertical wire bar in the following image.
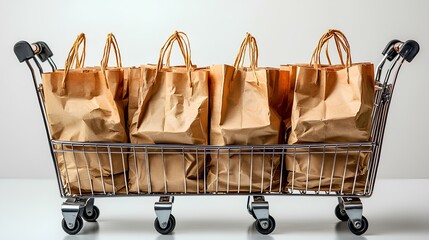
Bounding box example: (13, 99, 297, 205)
(52, 143, 65, 197)
(71, 144, 82, 195)
(371, 89, 383, 138)
(364, 145, 374, 195)
(261, 147, 265, 193)
(371, 88, 382, 131)
(305, 146, 311, 193)
(196, 147, 199, 194)
(96, 146, 106, 194)
(144, 147, 151, 194)
(227, 148, 230, 193)
(370, 98, 391, 193)
(340, 145, 350, 195)
(216, 148, 219, 192)
(47, 58, 57, 71)
(369, 81, 394, 196)
(291, 146, 297, 193)
(238, 148, 241, 193)
(279, 147, 285, 193)
(203, 148, 207, 194)
(352, 145, 362, 194)
(369, 97, 389, 194)
(82, 146, 94, 195)
(183, 147, 187, 194)
(250, 147, 254, 193)
(120, 146, 129, 194)
(62, 144, 72, 195)
(318, 146, 326, 194)
(107, 145, 116, 195)
(269, 147, 275, 193)
(328, 146, 338, 194)
(133, 147, 141, 194)
(370, 117, 381, 193)
(371, 91, 382, 144)
(161, 147, 167, 194)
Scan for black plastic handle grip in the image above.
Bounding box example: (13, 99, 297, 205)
(33, 41, 53, 62)
(382, 39, 401, 61)
(398, 40, 419, 63)
(14, 41, 35, 63)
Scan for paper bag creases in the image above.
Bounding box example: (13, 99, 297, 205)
(285, 29, 375, 192)
(43, 33, 128, 194)
(129, 31, 209, 193)
(207, 33, 282, 193)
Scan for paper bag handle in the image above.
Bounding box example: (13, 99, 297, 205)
(61, 33, 86, 91)
(157, 31, 192, 73)
(164, 35, 193, 68)
(64, 33, 86, 71)
(101, 33, 122, 70)
(233, 32, 258, 69)
(61, 33, 119, 93)
(310, 29, 352, 68)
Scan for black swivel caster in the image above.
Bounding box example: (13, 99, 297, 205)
(82, 205, 100, 222)
(154, 214, 176, 235)
(254, 215, 276, 235)
(335, 204, 349, 221)
(62, 215, 83, 235)
(348, 216, 369, 235)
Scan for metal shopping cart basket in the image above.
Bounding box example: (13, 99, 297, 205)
(13, 39, 419, 236)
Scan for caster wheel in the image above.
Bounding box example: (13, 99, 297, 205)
(169, 214, 176, 231)
(62, 215, 83, 235)
(348, 216, 368, 235)
(82, 205, 100, 222)
(254, 215, 276, 235)
(154, 215, 176, 235)
(335, 204, 349, 221)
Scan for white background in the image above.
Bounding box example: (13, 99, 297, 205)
(0, 0, 427, 179)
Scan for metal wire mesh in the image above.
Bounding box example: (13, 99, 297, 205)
(50, 84, 390, 198)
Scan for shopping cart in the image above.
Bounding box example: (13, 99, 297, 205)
(13, 38, 419, 236)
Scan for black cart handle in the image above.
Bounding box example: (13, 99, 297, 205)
(14, 41, 35, 63)
(14, 41, 53, 63)
(33, 41, 54, 62)
(393, 40, 419, 63)
(382, 39, 401, 61)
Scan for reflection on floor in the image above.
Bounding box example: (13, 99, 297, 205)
(0, 179, 428, 240)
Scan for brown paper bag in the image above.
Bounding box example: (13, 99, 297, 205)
(43, 33, 128, 194)
(279, 65, 297, 131)
(286, 146, 370, 193)
(285, 29, 375, 193)
(129, 31, 209, 193)
(126, 34, 196, 131)
(126, 65, 194, 130)
(207, 33, 282, 193)
(207, 149, 282, 193)
(124, 67, 141, 129)
(56, 145, 128, 194)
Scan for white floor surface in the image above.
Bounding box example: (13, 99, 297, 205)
(0, 179, 428, 240)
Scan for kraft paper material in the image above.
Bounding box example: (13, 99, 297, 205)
(129, 31, 208, 193)
(43, 33, 128, 194)
(207, 33, 282, 193)
(284, 29, 375, 192)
